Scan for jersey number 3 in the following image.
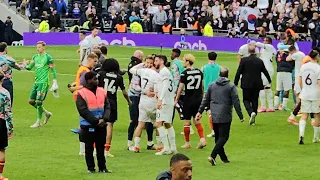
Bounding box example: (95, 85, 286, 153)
(187, 75, 201, 89)
(104, 78, 116, 94)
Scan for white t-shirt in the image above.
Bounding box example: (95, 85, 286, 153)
(238, 44, 259, 58)
(133, 68, 160, 103)
(79, 39, 90, 66)
(299, 62, 320, 101)
(157, 67, 175, 105)
(85, 34, 102, 49)
(256, 42, 276, 72)
(291, 51, 305, 78)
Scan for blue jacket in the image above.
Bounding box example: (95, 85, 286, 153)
(55, 0, 68, 14)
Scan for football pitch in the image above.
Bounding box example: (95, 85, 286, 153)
(5, 45, 320, 180)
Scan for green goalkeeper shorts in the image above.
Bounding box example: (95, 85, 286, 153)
(29, 83, 49, 101)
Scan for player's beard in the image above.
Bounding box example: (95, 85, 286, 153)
(155, 64, 159, 69)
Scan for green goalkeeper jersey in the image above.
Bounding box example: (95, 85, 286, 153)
(26, 53, 57, 83)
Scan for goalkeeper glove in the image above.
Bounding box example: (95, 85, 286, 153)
(50, 79, 59, 98)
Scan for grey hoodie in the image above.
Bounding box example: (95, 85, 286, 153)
(198, 77, 243, 123)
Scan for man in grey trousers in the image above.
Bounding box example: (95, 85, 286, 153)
(196, 67, 244, 166)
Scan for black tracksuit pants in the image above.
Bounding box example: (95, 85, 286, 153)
(211, 122, 231, 161)
(81, 126, 107, 171)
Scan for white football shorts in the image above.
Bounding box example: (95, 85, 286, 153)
(156, 104, 174, 124)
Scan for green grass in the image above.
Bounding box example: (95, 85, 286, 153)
(3, 45, 319, 180)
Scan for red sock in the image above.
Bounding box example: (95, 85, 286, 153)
(105, 143, 111, 151)
(0, 160, 5, 173)
(183, 126, 190, 142)
(195, 123, 205, 138)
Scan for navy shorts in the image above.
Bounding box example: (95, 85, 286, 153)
(0, 119, 8, 150)
(3, 79, 13, 104)
(129, 95, 140, 123)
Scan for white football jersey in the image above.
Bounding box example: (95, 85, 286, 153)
(256, 42, 276, 72)
(291, 51, 305, 78)
(79, 39, 91, 66)
(135, 68, 160, 103)
(157, 67, 175, 105)
(85, 34, 102, 48)
(238, 44, 259, 58)
(299, 62, 320, 101)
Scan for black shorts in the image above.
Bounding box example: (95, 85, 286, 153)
(0, 119, 8, 150)
(175, 95, 185, 120)
(182, 99, 201, 120)
(108, 99, 118, 123)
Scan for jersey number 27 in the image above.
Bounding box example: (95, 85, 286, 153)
(187, 75, 201, 89)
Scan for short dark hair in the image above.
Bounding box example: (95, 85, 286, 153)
(80, 31, 86, 35)
(288, 45, 296, 52)
(157, 55, 168, 65)
(0, 42, 7, 52)
(102, 58, 120, 72)
(172, 48, 181, 57)
(312, 47, 320, 54)
(309, 49, 319, 59)
(265, 37, 272, 44)
(100, 46, 108, 55)
(287, 38, 295, 46)
(84, 71, 98, 81)
(170, 153, 190, 166)
(208, 52, 217, 61)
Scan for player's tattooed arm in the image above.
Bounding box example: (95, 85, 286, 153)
(4, 93, 13, 134)
(175, 83, 184, 105)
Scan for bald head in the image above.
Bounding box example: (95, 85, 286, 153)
(220, 66, 229, 78)
(248, 44, 256, 55)
(133, 50, 144, 60)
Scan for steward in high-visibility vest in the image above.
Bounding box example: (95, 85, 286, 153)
(162, 23, 172, 34)
(116, 20, 127, 33)
(75, 71, 111, 173)
(68, 53, 98, 100)
(130, 21, 143, 33)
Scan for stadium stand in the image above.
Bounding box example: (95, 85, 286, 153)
(1, 0, 320, 41)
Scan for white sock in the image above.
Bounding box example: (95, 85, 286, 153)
(200, 138, 206, 143)
(134, 137, 140, 148)
(283, 98, 289, 108)
(190, 126, 194, 132)
(299, 120, 306, 137)
(127, 140, 133, 147)
(0, 173, 2, 178)
(167, 126, 177, 151)
(313, 126, 320, 139)
(266, 89, 273, 109)
(274, 96, 279, 108)
(36, 119, 41, 124)
(259, 90, 266, 108)
(157, 126, 170, 151)
(289, 113, 295, 120)
(147, 141, 154, 146)
(80, 142, 85, 153)
(212, 129, 215, 135)
(156, 136, 162, 147)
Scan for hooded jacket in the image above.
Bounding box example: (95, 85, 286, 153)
(198, 77, 243, 123)
(156, 170, 172, 180)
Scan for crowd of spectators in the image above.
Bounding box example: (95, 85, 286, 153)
(15, 0, 320, 41)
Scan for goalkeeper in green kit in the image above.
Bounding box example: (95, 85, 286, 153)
(26, 41, 59, 128)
